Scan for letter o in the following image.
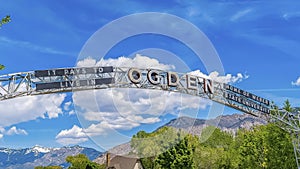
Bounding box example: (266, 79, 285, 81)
(128, 68, 142, 84)
(98, 67, 103, 73)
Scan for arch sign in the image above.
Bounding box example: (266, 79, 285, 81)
(0, 66, 270, 117)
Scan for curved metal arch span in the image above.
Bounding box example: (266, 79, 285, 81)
(0, 67, 298, 128)
(1, 66, 300, 168)
(0, 67, 269, 116)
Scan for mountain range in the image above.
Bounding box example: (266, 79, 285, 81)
(0, 145, 101, 169)
(0, 113, 268, 168)
(94, 113, 267, 164)
(164, 113, 267, 135)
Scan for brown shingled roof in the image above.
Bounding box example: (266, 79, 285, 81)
(108, 156, 143, 169)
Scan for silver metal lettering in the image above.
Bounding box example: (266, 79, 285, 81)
(147, 70, 160, 85)
(167, 72, 179, 87)
(128, 68, 142, 84)
(203, 78, 214, 94)
(186, 75, 198, 90)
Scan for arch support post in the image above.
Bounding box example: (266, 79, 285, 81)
(293, 132, 300, 169)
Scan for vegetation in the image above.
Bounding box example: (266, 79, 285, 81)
(131, 123, 296, 169)
(235, 123, 295, 169)
(283, 99, 293, 112)
(35, 166, 62, 169)
(35, 154, 105, 169)
(66, 154, 105, 169)
(0, 15, 10, 27)
(156, 134, 196, 169)
(0, 15, 11, 70)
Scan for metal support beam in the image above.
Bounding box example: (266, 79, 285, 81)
(292, 133, 300, 169)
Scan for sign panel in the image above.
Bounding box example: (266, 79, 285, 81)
(224, 92, 270, 114)
(36, 78, 114, 91)
(224, 84, 270, 106)
(35, 66, 114, 77)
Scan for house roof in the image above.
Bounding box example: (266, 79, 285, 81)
(109, 156, 141, 169)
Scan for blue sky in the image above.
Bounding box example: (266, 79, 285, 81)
(0, 0, 300, 151)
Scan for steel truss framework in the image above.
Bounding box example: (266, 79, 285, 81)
(0, 67, 300, 168)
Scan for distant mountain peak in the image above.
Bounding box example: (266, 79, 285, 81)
(0, 145, 102, 169)
(32, 145, 51, 153)
(164, 113, 267, 135)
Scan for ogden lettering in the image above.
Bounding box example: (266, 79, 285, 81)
(204, 78, 214, 94)
(147, 70, 160, 85)
(186, 75, 198, 90)
(167, 72, 179, 87)
(128, 68, 142, 84)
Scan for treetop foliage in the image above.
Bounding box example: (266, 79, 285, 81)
(35, 154, 105, 169)
(0, 15, 11, 71)
(0, 15, 10, 27)
(131, 123, 296, 169)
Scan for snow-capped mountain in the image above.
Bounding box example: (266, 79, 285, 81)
(31, 145, 52, 153)
(0, 145, 102, 169)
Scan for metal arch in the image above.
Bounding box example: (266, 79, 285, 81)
(0, 66, 300, 168)
(0, 67, 298, 129)
(0, 67, 268, 115)
(0, 66, 297, 125)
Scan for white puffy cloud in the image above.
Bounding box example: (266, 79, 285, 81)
(0, 127, 4, 139)
(0, 127, 4, 133)
(84, 111, 160, 125)
(63, 101, 75, 115)
(70, 88, 206, 139)
(292, 77, 300, 86)
(189, 70, 248, 84)
(0, 126, 28, 139)
(0, 93, 66, 127)
(55, 55, 248, 144)
(5, 126, 28, 135)
(68, 110, 75, 115)
(77, 54, 175, 70)
(55, 125, 89, 145)
(64, 101, 72, 111)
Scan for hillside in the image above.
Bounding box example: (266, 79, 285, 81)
(164, 113, 267, 135)
(94, 113, 267, 164)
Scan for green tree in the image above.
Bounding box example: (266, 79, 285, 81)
(236, 128, 263, 168)
(194, 126, 235, 169)
(132, 121, 296, 169)
(0, 15, 11, 70)
(236, 123, 296, 169)
(0, 15, 10, 27)
(66, 154, 103, 169)
(200, 126, 233, 149)
(156, 134, 197, 169)
(131, 127, 180, 157)
(131, 127, 182, 168)
(35, 166, 62, 169)
(283, 99, 293, 112)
